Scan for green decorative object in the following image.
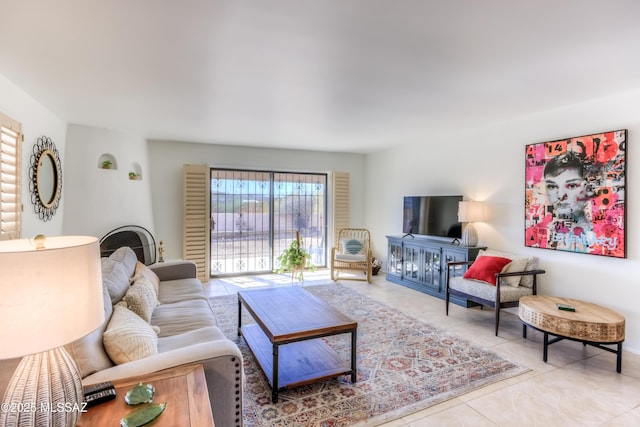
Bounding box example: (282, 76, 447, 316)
(124, 383, 155, 405)
(275, 231, 316, 281)
(120, 402, 166, 427)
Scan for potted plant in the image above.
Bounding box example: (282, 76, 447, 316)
(129, 172, 140, 180)
(275, 231, 315, 281)
(101, 160, 113, 169)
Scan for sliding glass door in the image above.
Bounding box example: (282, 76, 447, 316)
(210, 169, 327, 276)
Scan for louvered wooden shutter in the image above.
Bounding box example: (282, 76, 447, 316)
(183, 164, 210, 282)
(331, 171, 349, 246)
(0, 113, 22, 240)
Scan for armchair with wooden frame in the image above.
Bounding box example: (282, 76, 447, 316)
(445, 249, 545, 336)
(330, 228, 372, 283)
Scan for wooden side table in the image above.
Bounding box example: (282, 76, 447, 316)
(77, 364, 214, 426)
(519, 295, 625, 372)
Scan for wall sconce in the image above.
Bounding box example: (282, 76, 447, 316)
(458, 201, 486, 247)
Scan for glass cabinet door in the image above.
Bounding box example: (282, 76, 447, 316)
(422, 247, 441, 290)
(402, 244, 421, 283)
(387, 240, 403, 277)
(386, 235, 484, 304)
(443, 249, 468, 281)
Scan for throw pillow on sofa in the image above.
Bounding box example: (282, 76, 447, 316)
(132, 261, 160, 296)
(103, 303, 159, 364)
(122, 277, 159, 322)
(109, 246, 138, 277)
(101, 258, 133, 305)
(102, 247, 141, 304)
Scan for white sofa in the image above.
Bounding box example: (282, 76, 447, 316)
(0, 247, 243, 427)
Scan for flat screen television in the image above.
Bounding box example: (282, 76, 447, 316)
(402, 195, 462, 238)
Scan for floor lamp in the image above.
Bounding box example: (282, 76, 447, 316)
(0, 236, 104, 427)
(458, 201, 486, 247)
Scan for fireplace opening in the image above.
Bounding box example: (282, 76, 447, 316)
(99, 225, 157, 265)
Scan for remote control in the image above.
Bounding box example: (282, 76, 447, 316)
(84, 388, 117, 407)
(83, 381, 114, 396)
(556, 303, 576, 312)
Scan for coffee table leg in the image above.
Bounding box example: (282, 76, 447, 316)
(350, 329, 357, 383)
(237, 298, 242, 337)
(617, 342, 623, 373)
(543, 332, 549, 363)
(272, 343, 279, 403)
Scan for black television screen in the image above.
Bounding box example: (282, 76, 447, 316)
(402, 195, 462, 238)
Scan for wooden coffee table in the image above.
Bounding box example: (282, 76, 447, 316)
(519, 295, 625, 372)
(238, 287, 357, 402)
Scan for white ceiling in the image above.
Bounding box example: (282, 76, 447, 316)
(1, 0, 640, 153)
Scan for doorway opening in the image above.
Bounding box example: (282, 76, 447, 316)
(210, 169, 327, 276)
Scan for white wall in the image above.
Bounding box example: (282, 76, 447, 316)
(367, 88, 640, 353)
(0, 74, 67, 238)
(147, 140, 367, 260)
(63, 125, 155, 239)
(7, 69, 639, 351)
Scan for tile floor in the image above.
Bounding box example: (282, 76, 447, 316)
(205, 270, 640, 427)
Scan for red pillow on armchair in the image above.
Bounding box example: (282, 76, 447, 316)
(463, 256, 512, 286)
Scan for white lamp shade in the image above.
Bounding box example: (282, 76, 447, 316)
(458, 201, 486, 223)
(0, 236, 104, 359)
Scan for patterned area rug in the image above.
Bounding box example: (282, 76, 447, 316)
(209, 285, 528, 426)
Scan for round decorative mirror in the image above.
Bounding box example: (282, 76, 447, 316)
(29, 136, 62, 221)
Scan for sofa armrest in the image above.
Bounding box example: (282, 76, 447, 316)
(82, 339, 240, 384)
(150, 260, 198, 281)
(496, 269, 545, 294)
(83, 340, 243, 427)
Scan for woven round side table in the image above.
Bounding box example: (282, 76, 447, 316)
(519, 295, 625, 372)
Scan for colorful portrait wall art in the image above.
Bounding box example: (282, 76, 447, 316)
(525, 130, 627, 258)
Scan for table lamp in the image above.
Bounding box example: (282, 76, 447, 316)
(458, 201, 485, 247)
(0, 235, 104, 427)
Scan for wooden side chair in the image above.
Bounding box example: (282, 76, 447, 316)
(330, 228, 372, 283)
(445, 249, 545, 335)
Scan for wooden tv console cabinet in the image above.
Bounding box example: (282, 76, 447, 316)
(386, 235, 485, 307)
